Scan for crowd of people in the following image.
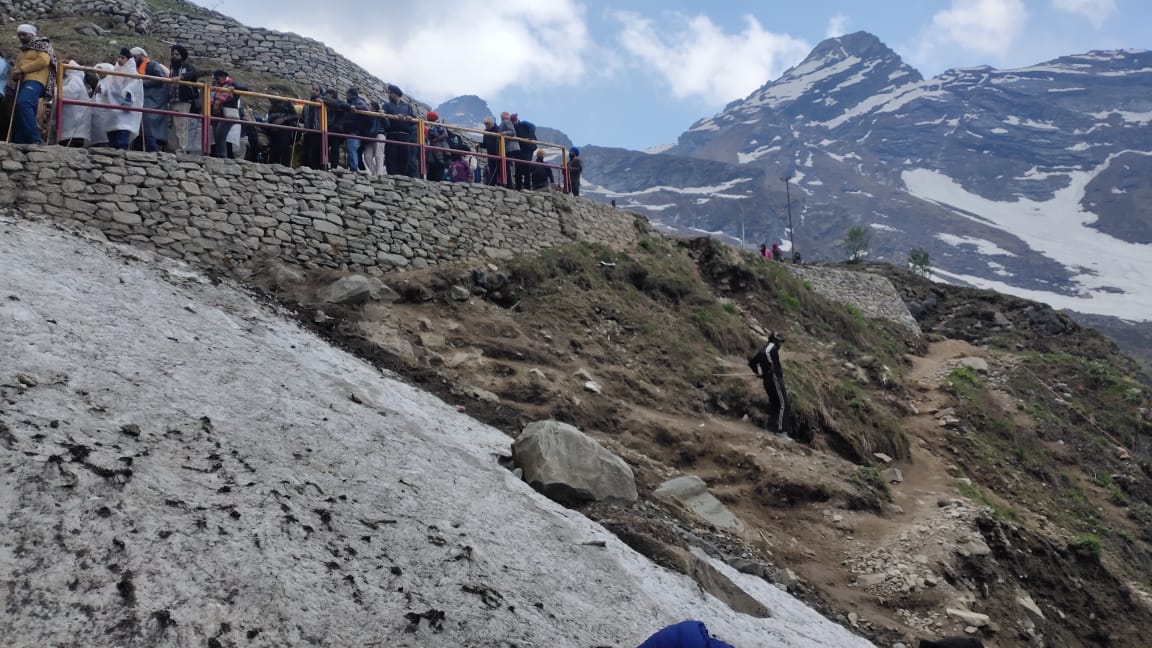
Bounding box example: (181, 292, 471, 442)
(2, 24, 583, 193)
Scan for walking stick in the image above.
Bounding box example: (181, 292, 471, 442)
(4, 87, 19, 143)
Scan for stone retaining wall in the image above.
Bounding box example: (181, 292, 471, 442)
(789, 265, 921, 335)
(0, 144, 643, 274)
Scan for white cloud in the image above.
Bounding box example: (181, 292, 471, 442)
(612, 11, 811, 102)
(826, 13, 850, 38)
(1051, 0, 1117, 28)
(250, 0, 590, 103)
(909, 0, 1028, 69)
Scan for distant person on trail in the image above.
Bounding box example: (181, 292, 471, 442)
(748, 331, 789, 435)
(636, 620, 735, 648)
(771, 242, 783, 261)
(758, 242, 768, 259)
(208, 69, 238, 158)
(567, 147, 582, 196)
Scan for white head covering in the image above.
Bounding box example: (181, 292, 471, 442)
(16, 24, 36, 36)
(129, 47, 147, 57)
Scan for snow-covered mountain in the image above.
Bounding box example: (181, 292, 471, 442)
(579, 32, 1152, 324)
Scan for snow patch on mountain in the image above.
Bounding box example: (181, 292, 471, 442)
(903, 157, 1152, 321)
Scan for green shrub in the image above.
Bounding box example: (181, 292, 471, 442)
(1070, 533, 1102, 560)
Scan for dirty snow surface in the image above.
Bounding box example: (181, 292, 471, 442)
(0, 214, 872, 648)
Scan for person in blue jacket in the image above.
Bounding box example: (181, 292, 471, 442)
(637, 620, 735, 648)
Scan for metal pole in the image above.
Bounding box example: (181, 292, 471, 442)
(782, 175, 795, 261)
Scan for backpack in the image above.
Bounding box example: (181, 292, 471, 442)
(447, 130, 471, 151)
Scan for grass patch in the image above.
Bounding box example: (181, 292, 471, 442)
(956, 480, 1020, 521)
(850, 466, 892, 501)
(1070, 533, 1102, 560)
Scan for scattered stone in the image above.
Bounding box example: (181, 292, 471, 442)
(16, 373, 37, 387)
(945, 607, 991, 627)
(418, 333, 445, 349)
(882, 468, 904, 484)
(873, 452, 893, 463)
(1016, 591, 1045, 619)
(449, 285, 470, 301)
(654, 475, 745, 532)
(583, 380, 602, 394)
(957, 357, 989, 373)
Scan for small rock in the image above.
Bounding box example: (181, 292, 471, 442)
(16, 373, 37, 387)
(882, 468, 904, 484)
(873, 452, 893, 463)
(958, 356, 989, 373)
(583, 381, 602, 394)
(946, 607, 991, 627)
(449, 285, 470, 301)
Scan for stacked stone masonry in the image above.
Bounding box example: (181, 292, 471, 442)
(1, 0, 398, 107)
(0, 145, 642, 274)
(789, 265, 922, 335)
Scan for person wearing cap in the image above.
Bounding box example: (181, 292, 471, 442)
(10, 23, 56, 144)
(748, 331, 790, 436)
(130, 47, 169, 151)
(424, 110, 449, 181)
(528, 149, 554, 190)
(382, 84, 415, 176)
(567, 147, 582, 197)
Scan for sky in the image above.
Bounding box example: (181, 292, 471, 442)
(195, 0, 1149, 150)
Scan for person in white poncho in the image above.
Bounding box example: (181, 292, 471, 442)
(105, 48, 143, 149)
(58, 61, 90, 147)
(87, 62, 118, 147)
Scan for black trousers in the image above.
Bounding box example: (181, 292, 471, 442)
(513, 150, 533, 190)
(762, 373, 789, 434)
(385, 132, 410, 176)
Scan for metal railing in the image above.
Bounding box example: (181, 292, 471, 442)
(51, 62, 573, 191)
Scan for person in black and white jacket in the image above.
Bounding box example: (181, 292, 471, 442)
(748, 331, 789, 435)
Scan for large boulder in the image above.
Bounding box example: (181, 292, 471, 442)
(512, 420, 638, 504)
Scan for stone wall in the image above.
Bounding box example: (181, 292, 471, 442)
(789, 265, 921, 335)
(0, 144, 643, 274)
